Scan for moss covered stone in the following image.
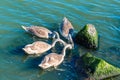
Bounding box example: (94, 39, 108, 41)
(81, 53, 120, 79)
(75, 24, 98, 49)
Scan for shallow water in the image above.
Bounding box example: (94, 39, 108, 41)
(0, 0, 120, 80)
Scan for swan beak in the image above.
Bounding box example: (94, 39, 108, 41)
(22, 48, 25, 51)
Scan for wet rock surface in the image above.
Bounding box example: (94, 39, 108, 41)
(76, 53, 120, 80)
(75, 24, 98, 49)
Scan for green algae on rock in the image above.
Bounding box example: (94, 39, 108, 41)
(81, 53, 120, 79)
(75, 24, 98, 49)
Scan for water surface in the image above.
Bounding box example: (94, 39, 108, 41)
(0, 0, 120, 80)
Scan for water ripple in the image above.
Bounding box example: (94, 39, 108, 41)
(0, 0, 120, 80)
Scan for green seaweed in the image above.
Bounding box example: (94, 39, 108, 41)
(75, 24, 98, 49)
(81, 53, 120, 79)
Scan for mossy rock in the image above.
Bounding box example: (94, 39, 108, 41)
(75, 24, 98, 49)
(81, 53, 120, 79)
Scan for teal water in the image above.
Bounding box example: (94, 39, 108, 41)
(0, 0, 120, 80)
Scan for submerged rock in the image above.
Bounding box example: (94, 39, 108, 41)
(75, 24, 98, 49)
(78, 53, 120, 80)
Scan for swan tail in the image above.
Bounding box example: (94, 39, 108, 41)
(21, 25, 29, 32)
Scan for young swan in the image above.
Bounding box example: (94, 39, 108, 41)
(22, 32, 66, 55)
(59, 17, 74, 48)
(38, 44, 72, 69)
(22, 26, 56, 39)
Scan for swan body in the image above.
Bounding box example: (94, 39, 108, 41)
(39, 44, 72, 69)
(22, 26, 53, 39)
(23, 35, 66, 55)
(59, 17, 74, 39)
(23, 41, 52, 55)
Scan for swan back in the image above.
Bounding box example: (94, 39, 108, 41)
(39, 53, 62, 69)
(22, 26, 52, 39)
(59, 17, 74, 38)
(23, 41, 51, 54)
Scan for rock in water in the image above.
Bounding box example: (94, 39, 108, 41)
(79, 53, 120, 80)
(75, 24, 98, 49)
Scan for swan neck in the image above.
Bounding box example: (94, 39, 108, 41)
(54, 31, 60, 39)
(61, 44, 71, 57)
(52, 31, 60, 39)
(51, 39, 66, 47)
(68, 34, 74, 48)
